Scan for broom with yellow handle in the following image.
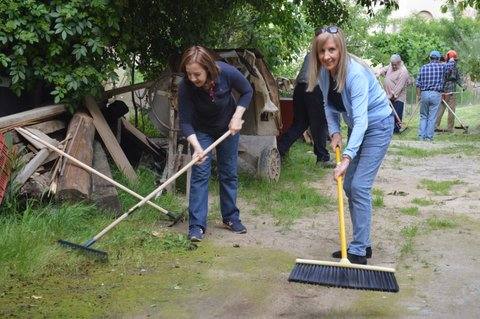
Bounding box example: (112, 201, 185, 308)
(288, 147, 399, 292)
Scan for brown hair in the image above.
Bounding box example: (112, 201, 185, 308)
(179, 46, 219, 83)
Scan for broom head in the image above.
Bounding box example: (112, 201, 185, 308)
(289, 259, 399, 293)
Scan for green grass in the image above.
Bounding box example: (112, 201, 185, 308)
(426, 216, 457, 230)
(129, 111, 164, 138)
(400, 206, 419, 216)
(234, 142, 334, 226)
(372, 188, 385, 208)
(411, 197, 436, 206)
(400, 225, 418, 255)
(394, 103, 480, 143)
(419, 179, 463, 195)
(389, 143, 478, 158)
(0, 166, 187, 282)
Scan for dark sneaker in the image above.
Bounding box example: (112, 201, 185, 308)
(346, 253, 367, 265)
(223, 220, 247, 234)
(188, 226, 204, 242)
(332, 247, 372, 259)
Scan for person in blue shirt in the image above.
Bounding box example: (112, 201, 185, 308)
(416, 50, 454, 140)
(307, 26, 394, 265)
(178, 45, 253, 241)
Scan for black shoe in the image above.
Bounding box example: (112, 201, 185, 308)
(332, 246, 372, 259)
(346, 253, 367, 265)
(223, 220, 247, 234)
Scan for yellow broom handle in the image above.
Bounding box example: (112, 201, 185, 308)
(335, 147, 348, 260)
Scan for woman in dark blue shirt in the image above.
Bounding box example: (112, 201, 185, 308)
(178, 46, 253, 241)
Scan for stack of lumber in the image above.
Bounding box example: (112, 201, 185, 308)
(0, 95, 164, 213)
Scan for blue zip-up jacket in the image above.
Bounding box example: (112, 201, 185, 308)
(318, 57, 392, 160)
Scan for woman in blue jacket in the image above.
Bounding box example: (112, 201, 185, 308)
(307, 27, 394, 264)
(178, 46, 253, 241)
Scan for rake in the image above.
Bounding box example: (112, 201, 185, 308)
(56, 131, 232, 260)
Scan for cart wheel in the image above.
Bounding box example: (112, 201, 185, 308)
(257, 146, 281, 181)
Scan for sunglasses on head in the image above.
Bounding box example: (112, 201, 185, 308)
(316, 26, 339, 36)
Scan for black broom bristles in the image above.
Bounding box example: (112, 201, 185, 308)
(288, 263, 399, 293)
(58, 239, 108, 261)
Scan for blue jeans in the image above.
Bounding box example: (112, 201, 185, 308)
(189, 131, 241, 230)
(418, 91, 441, 140)
(343, 115, 394, 256)
(391, 100, 404, 134)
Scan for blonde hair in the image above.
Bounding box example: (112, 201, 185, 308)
(307, 27, 371, 93)
(307, 28, 348, 92)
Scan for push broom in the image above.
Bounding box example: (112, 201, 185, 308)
(57, 130, 232, 260)
(288, 147, 399, 292)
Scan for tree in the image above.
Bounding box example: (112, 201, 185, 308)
(0, 0, 123, 109)
(0, 0, 399, 108)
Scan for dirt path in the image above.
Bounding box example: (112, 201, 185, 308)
(154, 139, 480, 319)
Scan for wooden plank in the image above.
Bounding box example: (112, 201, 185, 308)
(17, 128, 60, 165)
(12, 120, 66, 144)
(84, 95, 137, 182)
(56, 111, 96, 201)
(17, 127, 59, 150)
(103, 81, 154, 99)
(13, 148, 50, 187)
(120, 118, 161, 157)
(91, 140, 121, 214)
(0, 104, 66, 132)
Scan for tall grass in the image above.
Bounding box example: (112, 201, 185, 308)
(0, 166, 187, 283)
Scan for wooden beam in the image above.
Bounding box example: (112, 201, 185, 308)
(13, 148, 50, 187)
(103, 81, 154, 99)
(84, 95, 137, 182)
(12, 120, 66, 144)
(91, 140, 121, 214)
(121, 118, 161, 157)
(0, 104, 66, 132)
(56, 111, 96, 201)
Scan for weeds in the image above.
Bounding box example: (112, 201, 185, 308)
(419, 179, 463, 195)
(401, 206, 419, 216)
(400, 225, 418, 255)
(412, 197, 436, 206)
(426, 216, 457, 230)
(372, 188, 384, 208)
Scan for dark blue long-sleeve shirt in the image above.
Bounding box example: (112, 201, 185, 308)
(178, 61, 253, 137)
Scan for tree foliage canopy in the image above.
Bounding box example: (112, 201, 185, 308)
(2, 0, 479, 108)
